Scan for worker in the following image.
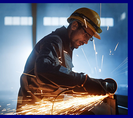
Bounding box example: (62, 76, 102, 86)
(16, 7, 116, 111)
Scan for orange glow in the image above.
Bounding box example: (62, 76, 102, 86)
(16, 94, 109, 115)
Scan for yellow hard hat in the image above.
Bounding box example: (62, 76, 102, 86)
(67, 7, 102, 39)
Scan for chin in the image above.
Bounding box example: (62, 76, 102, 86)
(73, 44, 79, 49)
(75, 46, 79, 49)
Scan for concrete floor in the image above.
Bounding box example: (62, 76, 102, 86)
(0, 91, 17, 115)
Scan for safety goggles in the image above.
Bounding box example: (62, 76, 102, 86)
(82, 27, 93, 41)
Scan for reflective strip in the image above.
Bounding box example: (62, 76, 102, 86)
(58, 60, 62, 64)
(63, 50, 68, 53)
(59, 66, 70, 74)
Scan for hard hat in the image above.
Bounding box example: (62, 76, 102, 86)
(67, 7, 102, 39)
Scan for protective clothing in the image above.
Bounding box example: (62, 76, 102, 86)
(16, 26, 107, 111)
(67, 7, 102, 39)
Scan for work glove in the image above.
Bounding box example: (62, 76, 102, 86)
(82, 76, 116, 95)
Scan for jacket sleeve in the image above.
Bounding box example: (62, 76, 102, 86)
(34, 35, 86, 88)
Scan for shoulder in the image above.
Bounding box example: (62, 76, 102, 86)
(40, 35, 63, 46)
(49, 35, 62, 44)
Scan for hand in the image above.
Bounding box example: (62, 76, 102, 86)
(83, 76, 107, 95)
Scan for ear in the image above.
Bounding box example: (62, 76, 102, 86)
(71, 21, 79, 30)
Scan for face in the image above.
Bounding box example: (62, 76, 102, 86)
(69, 21, 94, 49)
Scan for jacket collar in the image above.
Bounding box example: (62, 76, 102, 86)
(51, 26, 73, 57)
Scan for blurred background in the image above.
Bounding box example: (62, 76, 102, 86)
(0, 3, 128, 114)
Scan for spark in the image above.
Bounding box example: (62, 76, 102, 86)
(101, 55, 104, 69)
(5, 112, 15, 115)
(2, 108, 6, 111)
(16, 94, 109, 115)
(99, 69, 101, 72)
(93, 40, 96, 51)
(113, 70, 128, 77)
(110, 49, 111, 54)
(111, 57, 128, 73)
(120, 12, 126, 20)
(109, 49, 112, 55)
(100, 3, 102, 17)
(81, 48, 93, 73)
(114, 42, 119, 51)
(112, 66, 128, 76)
(94, 67, 97, 73)
(107, 26, 109, 30)
(93, 40, 99, 72)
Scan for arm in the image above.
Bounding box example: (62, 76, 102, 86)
(34, 35, 86, 88)
(34, 35, 113, 95)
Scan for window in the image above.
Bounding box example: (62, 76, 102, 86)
(101, 18, 114, 27)
(43, 17, 69, 26)
(4, 16, 32, 26)
(43, 17, 114, 27)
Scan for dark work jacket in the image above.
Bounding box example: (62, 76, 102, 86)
(16, 26, 86, 109)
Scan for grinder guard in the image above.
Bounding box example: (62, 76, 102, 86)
(103, 78, 117, 94)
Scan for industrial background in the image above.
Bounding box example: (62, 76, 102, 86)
(0, 3, 128, 115)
